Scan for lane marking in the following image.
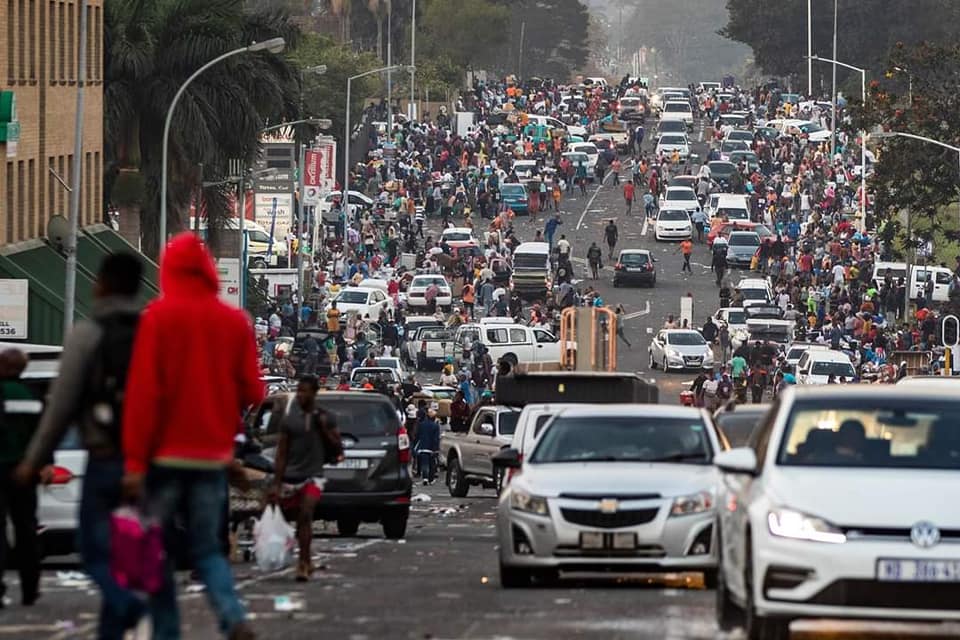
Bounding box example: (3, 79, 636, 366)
(622, 301, 651, 320)
(575, 170, 613, 231)
(641, 218, 649, 236)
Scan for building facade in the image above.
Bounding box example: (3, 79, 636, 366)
(0, 0, 104, 244)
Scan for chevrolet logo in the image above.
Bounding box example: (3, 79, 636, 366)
(599, 499, 619, 514)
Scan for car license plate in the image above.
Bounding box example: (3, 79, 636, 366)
(627, 267, 645, 272)
(580, 532, 605, 550)
(326, 458, 369, 470)
(579, 532, 636, 550)
(877, 559, 960, 582)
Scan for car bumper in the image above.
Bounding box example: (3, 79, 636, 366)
(656, 228, 693, 239)
(726, 255, 754, 266)
(614, 270, 655, 285)
(751, 528, 960, 620)
(498, 501, 716, 572)
(504, 202, 529, 213)
(407, 295, 453, 307)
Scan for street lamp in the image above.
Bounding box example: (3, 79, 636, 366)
(159, 37, 286, 250)
(343, 64, 410, 241)
(873, 130, 960, 316)
(810, 55, 867, 232)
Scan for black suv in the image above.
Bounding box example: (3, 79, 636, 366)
(249, 391, 412, 538)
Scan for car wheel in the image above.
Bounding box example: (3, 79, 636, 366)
(715, 543, 744, 631)
(337, 517, 360, 537)
(502, 353, 518, 367)
(381, 507, 409, 539)
(499, 562, 533, 588)
(446, 457, 469, 498)
(494, 466, 505, 496)
(649, 351, 657, 369)
(703, 569, 719, 590)
(744, 535, 791, 640)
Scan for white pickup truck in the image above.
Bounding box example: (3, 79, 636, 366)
(452, 319, 561, 368)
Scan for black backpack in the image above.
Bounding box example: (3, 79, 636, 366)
(88, 311, 140, 448)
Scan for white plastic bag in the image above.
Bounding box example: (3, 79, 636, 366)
(253, 505, 295, 572)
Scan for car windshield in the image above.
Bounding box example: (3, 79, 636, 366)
(721, 141, 747, 151)
(741, 288, 767, 300)
(666, 189, 696, 201)
(337, 290, 369, 304)
(754, 224, 773, 237)
(427, 388, 456, 400)
(620, 253, 649, 266)
(420, 328, 454, 340)
(659, 210, 689, 221)
(501, 185, 525, 196)
(531, 416, 711, 464)
(442, 232, 472, 242)
(799, 122, 824, 134)
(659, 121, 685, 133)
(326, 400, 400, 437)
(728, 234, 759, 246)
(778, 400, 960, 469)
(667, 332, 706, 346)
(709, 162, 736, 175)
(500, 411, 520, 436)
(718, 208, 749, 220)
(716, 411, 764, 448)
(660, 135, 687, 145)
(514, 253, 547, 268)
(573, 145, 598, 155)
(726, 310, 746, 325)
(412, 276, 448, 287)
(810, 361, 856, 377)
(664, 103, 689, 112)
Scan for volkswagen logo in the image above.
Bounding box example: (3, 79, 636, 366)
(910, 521, 941, 549)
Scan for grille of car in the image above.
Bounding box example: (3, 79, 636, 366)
(560, 507, 659, 529)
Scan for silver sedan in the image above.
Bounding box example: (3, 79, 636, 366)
(495, 405, 722, 587)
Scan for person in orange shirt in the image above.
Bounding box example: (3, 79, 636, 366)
(680, 238, 693, 273)
(461, 281, 476, 319)
(552, 183, 562, 211)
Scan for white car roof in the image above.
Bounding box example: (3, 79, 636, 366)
(551, 403, 704, 420)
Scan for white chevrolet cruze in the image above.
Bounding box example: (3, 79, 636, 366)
(714, 385, 960, 640)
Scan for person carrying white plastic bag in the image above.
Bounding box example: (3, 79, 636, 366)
(253, 505, 295, 572)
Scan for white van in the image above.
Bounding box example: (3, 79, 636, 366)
(872, 262, 952, 302)
(511, 242, 551, 300)
(189, 217, 288, 268)
(796, 350, 857, 385)
(453, 318, 561, 367)
(713, 194, 750, 221)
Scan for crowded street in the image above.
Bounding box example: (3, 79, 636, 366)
(3, 1, 960, 639)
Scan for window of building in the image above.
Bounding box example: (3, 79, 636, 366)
(5, 162, 14, 243)
(57, 155, 65, 214)
(84, 152, 92, 224)
(28, 0, 36, 82)
(18, 0, 26, 83)
(66, 0, 74, 82)
(94, 151, 100, 221)
(27, 159, 35, 238)
(17, 160, 25, 241)
(47, 157, 56, 218)
(93, 5, 100, 81)
(7, 0, 15, 84)
(58, 1, 65, 83)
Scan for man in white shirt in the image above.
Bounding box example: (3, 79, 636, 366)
(832, 262, 846, 286)
(556, 235, 571, 259)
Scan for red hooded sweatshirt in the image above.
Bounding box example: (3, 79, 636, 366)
(122, 233, 264, 474)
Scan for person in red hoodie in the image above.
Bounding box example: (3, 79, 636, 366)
(121, 233, 264, 640)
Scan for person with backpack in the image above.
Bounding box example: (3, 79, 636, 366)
(18, 253, 145, 638)
(120, 233, 264, 640)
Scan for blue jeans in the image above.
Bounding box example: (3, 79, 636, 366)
(146, 465, 245, 639)
(78, 457, 144, 640)
(417, 451, 436, 481)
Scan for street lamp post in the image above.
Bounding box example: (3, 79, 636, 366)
(807, 0, 813, 97)
(873, 130, 960, 316)
(159, 37, 285, 250)
(343, 65, 408, 242)
(810, 55, 867, 232)
(410, 0, 416, 121)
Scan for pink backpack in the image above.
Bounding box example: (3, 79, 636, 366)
(110, 507, 165, 594)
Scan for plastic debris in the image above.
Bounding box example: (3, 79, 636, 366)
(56, 571, 91, 588)
(411, 493, 432, 502)
(274, 595, 305, 612)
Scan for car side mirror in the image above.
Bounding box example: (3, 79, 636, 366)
(492, 447, 521, 469)
(480, 423, 495, 436)
(715, 447, 758, 475)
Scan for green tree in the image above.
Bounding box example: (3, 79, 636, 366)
(851, 43, 960, 256)
(419, 0, 509, 70)
(104, 0, 300, 257)
(493, 0, 590, 80)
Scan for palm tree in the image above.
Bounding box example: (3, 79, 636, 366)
(104, 0, 300, 257)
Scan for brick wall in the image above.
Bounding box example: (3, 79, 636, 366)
(0, 0, 103, 245)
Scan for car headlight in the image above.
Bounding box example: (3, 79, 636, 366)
(670, 490, 714, 516)
(667, 349, 683, 360)
(767, 508, 846, 543)
(510, 490, 549, 516)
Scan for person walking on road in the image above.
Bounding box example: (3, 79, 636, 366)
(272, 376, 343, 581)
(544, 214, 562, 248)
(691, 208, 708, 243)
(680, 238, 693, 273)
(120, 233, 264, 640)
(611, 157, 621, 185)
(18, 252, 144, 639)
(615, 305, 632, 348)
(643, 191, 656, 219)
(712, 247, 727, 286)
(623, 180, 635, 214)
(604, 220, 619, 260)
(415, 408, 441, 484)
(587, 242, 603, 280)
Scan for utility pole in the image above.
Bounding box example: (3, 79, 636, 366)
(830, 0, 838, 158)
(410, 0, 416, 121)
(807, 0, 813, 96)
(63, 0, 88, 336)
(518, 21, 526, 80)
(386, 0, 393, 178)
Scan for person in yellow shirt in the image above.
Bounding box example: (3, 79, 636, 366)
(326, 302, 341, 334)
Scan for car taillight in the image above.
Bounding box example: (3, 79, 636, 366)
(49, 465, 74, 485)
(647, 263, 655, 271)
(421, 340, 427, 352)
(615, 263, 623, 270)
(398, 426, 411, 464)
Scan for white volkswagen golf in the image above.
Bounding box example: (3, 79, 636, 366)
(714, 385, 960, 640)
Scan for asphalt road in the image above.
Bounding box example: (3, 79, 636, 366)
(3, 120, 959, 638)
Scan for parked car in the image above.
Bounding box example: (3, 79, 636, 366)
(250, 391, 412, 538)
(714, 386, 960, 639)
(649, 329, 715, 372)
(495, 405, 722, 587)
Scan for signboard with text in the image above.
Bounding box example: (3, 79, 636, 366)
(0, 279, 28, 338)
(303, 139, 337, 206)
(254, 193, 293, 245)
(216, 258, 241, 308)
